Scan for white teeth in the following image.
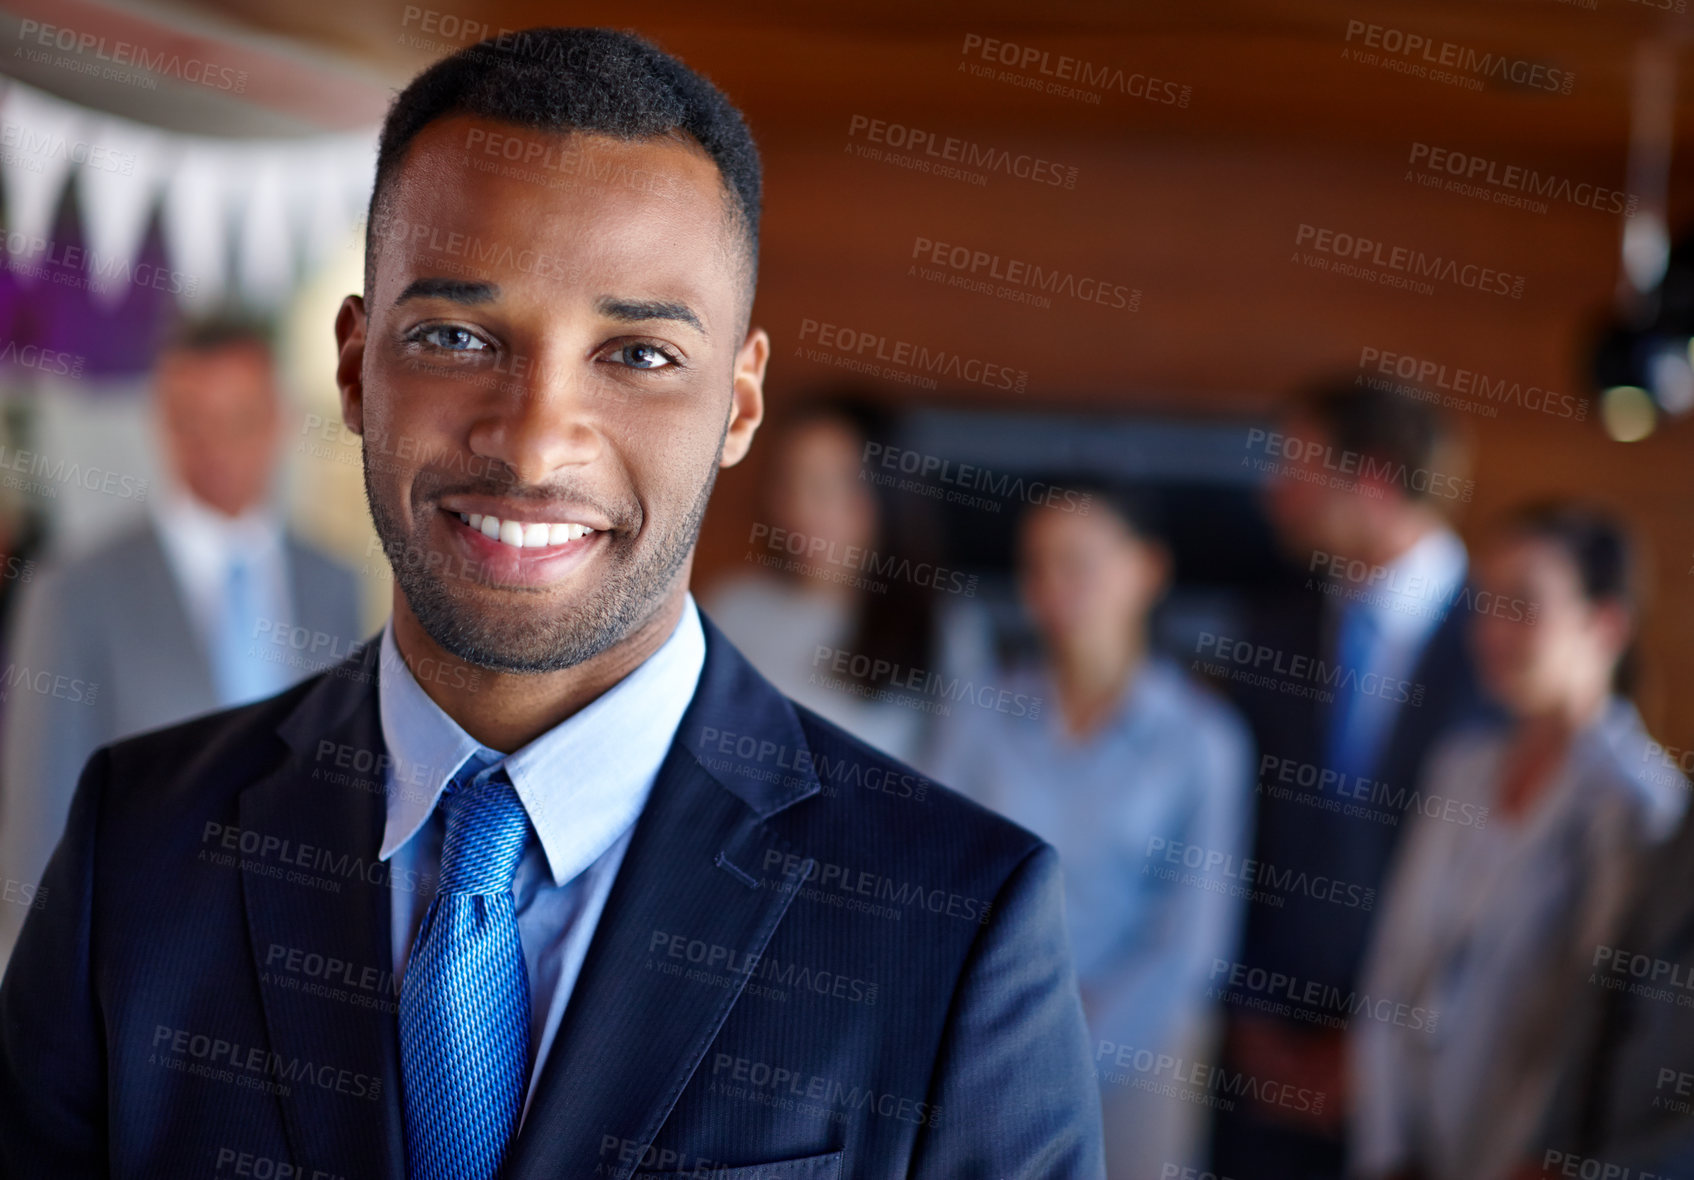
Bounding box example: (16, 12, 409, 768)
(460, 511, 596, 549)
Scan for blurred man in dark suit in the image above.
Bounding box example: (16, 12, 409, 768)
(0, 318, 361, 968)
(1210, 384, 1492, 1179)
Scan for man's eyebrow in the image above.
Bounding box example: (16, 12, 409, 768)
(595, 297, 707, 338)
(395, 277, 500, 306)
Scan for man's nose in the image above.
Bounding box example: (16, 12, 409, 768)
(466, 362, 602, 486)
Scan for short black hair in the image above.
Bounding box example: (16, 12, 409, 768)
(1506, 501, 1636, 607)
(1292, 381, 1453, 503)
(1022, 475, 1164, 543)
(773, 391, 896, 451)
(1500, 499, 1642, 694)
(365, 27, 761, 306)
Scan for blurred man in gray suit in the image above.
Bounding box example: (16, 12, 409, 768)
(0, 319, 362, 966)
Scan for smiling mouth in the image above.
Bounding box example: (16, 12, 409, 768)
(455, 511, 598, 550)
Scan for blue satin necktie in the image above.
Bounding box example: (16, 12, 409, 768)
(1325, 603, 1384, 785)
(399, 758, 532, 1180)
(211, 555, 277, 706)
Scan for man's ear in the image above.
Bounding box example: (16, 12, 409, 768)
(720, 325, 769, 468)
(334, 294, 368, 437)
(1594, 599, 1634, 667)
(1143, 537, 1175, 600)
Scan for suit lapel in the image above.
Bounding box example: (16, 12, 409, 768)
(1365, 599, 1474, 784)
(1630, 811, 1694, 962)
(282, 535, 318, 637)
(239, 641, 407, 1180)
(232, 614, 821, 1178)
(505, 617, 823, 1178)
(283, 535, 342, 649)
(137, 522, 219, 706)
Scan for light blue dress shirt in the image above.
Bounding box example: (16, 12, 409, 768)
(150, 480, 295, 707)
(926, 657, 1255, 1174)
(1324, 526, 1468, 782)
(927, 657, 1256, 1051)
(377, 595, 706, 1122)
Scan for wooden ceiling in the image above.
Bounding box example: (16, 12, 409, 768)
(4, 0, 1690, 152)
(11, 0, 1690, 421)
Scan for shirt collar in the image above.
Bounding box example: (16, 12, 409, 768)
(1107, 657, 1182, 735)
(377, 594, 707, 886)
(1024, 657, 1183, 745)
(1583, 696, 1688, 834)
(150, 478, 284, 580)
(1340, 525, 1468, 640)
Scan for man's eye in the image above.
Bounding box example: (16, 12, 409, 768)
(416, 325, 488, 352)
(609, 342, 680, 370)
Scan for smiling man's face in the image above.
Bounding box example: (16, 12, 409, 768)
(336, 114, 766, 672)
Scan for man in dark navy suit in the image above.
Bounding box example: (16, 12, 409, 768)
(0, 28, 1103, 1180)
(1209, 385, 1491, 1179)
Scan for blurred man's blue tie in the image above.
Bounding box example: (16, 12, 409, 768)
(1325, 603, 1383, 785)
(212, 555, 275, 706)
(399, 757, 532, 1180)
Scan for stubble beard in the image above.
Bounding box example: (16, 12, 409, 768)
(364, 445, 718, 673)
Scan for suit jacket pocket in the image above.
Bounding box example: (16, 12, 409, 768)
(632, 1148, 844, 1179)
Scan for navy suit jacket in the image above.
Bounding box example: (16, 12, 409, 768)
(1227, 586, 1489, 996)
(0, 615, 1104, 1178)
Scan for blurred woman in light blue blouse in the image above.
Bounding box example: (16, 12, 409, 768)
(1349, 502, 1687, 1180)
(928, 486, 1255, 1179)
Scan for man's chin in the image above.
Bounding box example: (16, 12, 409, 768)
(419, 619, 620, 676)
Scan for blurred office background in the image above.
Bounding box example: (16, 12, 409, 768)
(0, 1, 1687, 734)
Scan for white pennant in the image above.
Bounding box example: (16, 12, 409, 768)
(162, 144, 231, 308)
(1, 80, 378, 310)
(76, 120, 173, 309)
(0, 83, 87, 282)
(237, 148, 295, 310)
